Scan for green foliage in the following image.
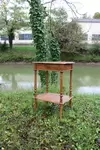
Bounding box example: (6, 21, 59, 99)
(29, 0, 47, 61)
(61, 52, 100, 62)
(0, 91, 100, 149)
(50, 7, 68, 23)
(0, 42, 8, 52)
(46, 8, 83, 53)
(90, 43, 100, 55)
(61, 43, 100, 62)
(93, 12, 100, 18)
(1, 43, 100, 62)
(29, 0, 48, 86)
(0, 0, 29, 48)
(49, 34, 60, 84)
(29, 0, 60, 86)
(0, 48, 35, 62)
(14, 45, 36, 51)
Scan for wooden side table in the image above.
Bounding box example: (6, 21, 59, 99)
(33, 62, 74, 119)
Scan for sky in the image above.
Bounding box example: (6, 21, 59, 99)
(43, 0, 100, 19)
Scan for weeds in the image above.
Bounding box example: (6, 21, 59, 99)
(0, 91, 100, 149)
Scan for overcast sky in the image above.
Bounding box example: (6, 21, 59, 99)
(43, 0, 100, 18)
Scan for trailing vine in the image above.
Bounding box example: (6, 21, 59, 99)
(49, 33, 60, 84)
(29, 0, 60, 85)
(29, 0, 48, 86)
(48, 0, 60, 84)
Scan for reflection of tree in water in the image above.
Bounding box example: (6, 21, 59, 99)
(2, 74, 10, 81)
(1, 73, 17, 90)
(11, 74, 17, 90)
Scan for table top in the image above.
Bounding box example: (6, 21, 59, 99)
(36, 93, 72, 104)
(33, 61, 74, 65)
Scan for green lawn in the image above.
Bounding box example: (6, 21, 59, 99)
(0, 90, 100, 149)
(0, 45, 36, 62)
(1, 44, 100, 63)
(13, 45, 36, 51)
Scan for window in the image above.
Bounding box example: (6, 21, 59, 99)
(92, 34, 100, 41)
(83, 34, 88, 40)
(0, 35, 8, 40)
(19, 34, 32, 40)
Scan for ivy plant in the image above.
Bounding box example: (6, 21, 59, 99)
(29, 0, 48, 86)
(49, 33, 60, 84)
(29, 0, 60, 85)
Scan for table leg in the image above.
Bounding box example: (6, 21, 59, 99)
(69, 70, 72, 108)
(60, 71, 63, 119)
(46, 71, 48, 93)
(34, 69, 37, 110)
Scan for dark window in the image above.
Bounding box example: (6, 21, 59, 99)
(1, 35, 8, 40)
(92, 34, 100, 41)
(83, 34, 88, 40)
(19, 34, 32, 40)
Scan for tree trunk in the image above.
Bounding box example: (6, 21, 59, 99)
(8, 35, 13, 49)
(8, 28, 14, 49)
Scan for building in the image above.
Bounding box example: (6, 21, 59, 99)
(1, 19, 100, 44)
(75, 18, 100, 43)
(0, 29, 33, 44)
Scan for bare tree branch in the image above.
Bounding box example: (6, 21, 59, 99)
(65, 0, 85, 15)
(63, 0, 78, 18)
(49, 0, 54, 32)
(43, 0, 56, 5)
(43, 0, 85, 18)
(27, 0, 30, 5)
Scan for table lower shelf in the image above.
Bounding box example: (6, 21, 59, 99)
(36, 93, 72, 104)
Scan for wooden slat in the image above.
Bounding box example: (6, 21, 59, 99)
(33, 61, 74, 65)
(34, 64, 72, 71)
(36, 93, 72, 104)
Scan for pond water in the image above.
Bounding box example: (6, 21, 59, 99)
(0, 64, 100, 94)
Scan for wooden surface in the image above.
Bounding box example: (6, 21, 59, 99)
(33, 61, 74, 119)
(34, 62, 74, 71)
(33, 61, 74, 65)
(36, 93, 72, 104)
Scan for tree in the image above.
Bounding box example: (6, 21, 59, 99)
(29, 0, 48, 86)
(29, 0, 60, 86)
(46, 7, 83, 53)
(93, 12, 100, 19)
(28, 0, 82, 85)
(0, 0, 29, 49)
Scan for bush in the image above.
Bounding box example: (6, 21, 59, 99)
(90, 43, 100, 55)
(0, 42, 8, 52)
(76, 43, 89, 54)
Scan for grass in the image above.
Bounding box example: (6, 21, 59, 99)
(61, 53, 100, 62)
(1, 44, 100, 62)
(0, 45, 36, 63)
(0, 90, 100, 149)
(13, 45, 35, 51)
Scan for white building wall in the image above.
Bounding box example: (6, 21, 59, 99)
(78, 22, 100, 43)
(1, 20, 100, 44)
(0, 30, 33, 44)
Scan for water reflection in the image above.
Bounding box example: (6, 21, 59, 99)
(0, 73, 34, 91)
(0, 74, 41, 91)
(77, 86, 100, 94)
(0, 64, 100, 94)
(12, 74, 17, 89)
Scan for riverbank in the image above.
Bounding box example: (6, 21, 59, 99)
(0, 50, 35, 63)
(1, 44, 100, 63)
(0, 45, 35, 63)
(1, 62, 100, 65)
(1, 50, 100, 63)
(0, 90, 100, 149)
(3, 61, 100, 65)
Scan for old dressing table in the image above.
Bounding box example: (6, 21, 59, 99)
(33, 62, 74, 119)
